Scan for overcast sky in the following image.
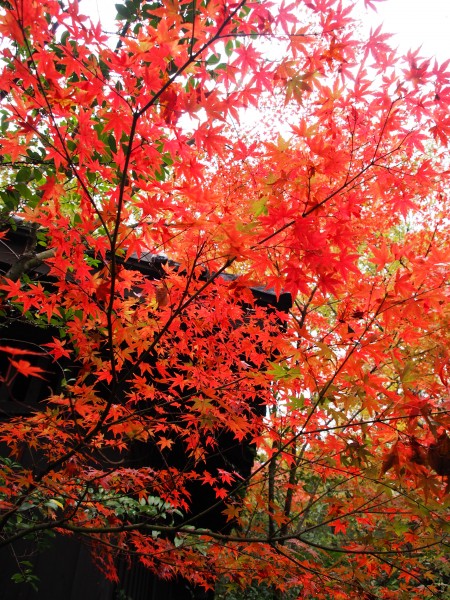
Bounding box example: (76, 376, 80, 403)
(371, 0, 450, 61)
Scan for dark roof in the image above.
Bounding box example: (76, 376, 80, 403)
(0, 219, 292, 312)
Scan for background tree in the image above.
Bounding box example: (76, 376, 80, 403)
(0, 0, 449, 597)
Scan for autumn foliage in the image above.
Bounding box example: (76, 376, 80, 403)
(0, 0, 449, 597)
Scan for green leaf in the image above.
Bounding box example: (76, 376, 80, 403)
(15, 183, 33, 201)
(289, 394, 305, 410)
(225, 41, 234, 57)
(45, 498, 64, 511)
(16, 167, 31, 183)
(161, 153, 173, 166)
(207, 53, 221, 65)
(252, 195, 268, 216)
(108, 134, 117, 154)
(115, 3, 132, 19)
(0, 189, 20, 211)
(27, 149, 44, 161)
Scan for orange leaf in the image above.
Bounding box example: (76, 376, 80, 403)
(9, 359, 48, 380)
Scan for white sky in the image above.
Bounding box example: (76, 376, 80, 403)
(370, 0, 450, 61)
(86, 0, 450, 62)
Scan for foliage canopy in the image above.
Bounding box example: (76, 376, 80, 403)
(0, 0, 449, 597)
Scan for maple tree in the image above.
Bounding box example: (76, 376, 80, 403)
(0, 0, 449, 597)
